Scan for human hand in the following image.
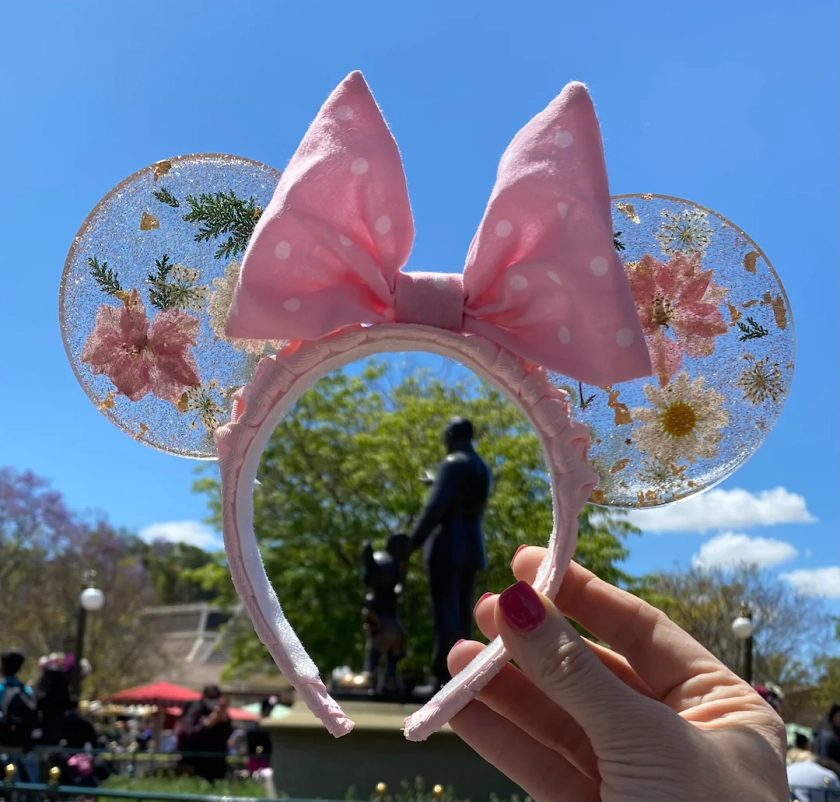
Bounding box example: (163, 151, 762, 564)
(448, 547, 788, 802)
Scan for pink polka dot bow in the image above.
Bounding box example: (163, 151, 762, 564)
(227, 71, 652, 386)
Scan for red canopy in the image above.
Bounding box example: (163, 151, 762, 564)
(108, 682, 258, 721)
(108, 681, 201, 706)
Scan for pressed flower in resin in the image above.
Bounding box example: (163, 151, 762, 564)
(632, 372, 728, 465)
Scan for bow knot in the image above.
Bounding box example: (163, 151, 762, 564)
(227, 72, 652, 387)
(393, 271, 465, 332)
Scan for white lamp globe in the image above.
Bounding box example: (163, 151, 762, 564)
(80, 587, 105, 612)
(731, 615, 753, 640)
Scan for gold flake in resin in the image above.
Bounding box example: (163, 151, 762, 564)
(140, 212, 160, 230)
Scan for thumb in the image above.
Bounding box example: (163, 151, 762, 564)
(495, 581, 668, 749)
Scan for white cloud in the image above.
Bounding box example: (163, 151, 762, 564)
(780, 567, 840, 599)
(626, 487, 816, 533)
(691, 531, 798, 570)
(139, 520, 222, 550)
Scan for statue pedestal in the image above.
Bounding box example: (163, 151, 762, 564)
(266, 699, 524, 801)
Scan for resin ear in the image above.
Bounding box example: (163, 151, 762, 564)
(61, 154, 282, 458)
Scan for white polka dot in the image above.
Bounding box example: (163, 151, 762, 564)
(616, 328, 635, 347)
(274, 241, 291, 260)
(433, 274, 450, 289)
(339, 235, 352, 247)
(558, 326, 572, 344)
(351, 157, 369, 174)
(283, 298, 301, 312)
(557, 202, 569, 219)
(495, 220, 513, 238)
(508, 275, 528, 290)
(554, 130, 574, 148)
(547, 271, 563, 285)
(336, 105, 353, 120)
(375, 215, 392, 234)
(589, 255, 609, 276)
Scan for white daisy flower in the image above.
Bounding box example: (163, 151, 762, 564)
(631, 372, 728, 465)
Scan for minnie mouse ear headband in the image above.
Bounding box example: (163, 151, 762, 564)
(61, 71, 794, 741)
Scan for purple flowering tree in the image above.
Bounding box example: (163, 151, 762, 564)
(0, 467, 167, 696)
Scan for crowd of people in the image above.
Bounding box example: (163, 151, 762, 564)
(0, 649, 276, 791)
(4, 640, 840, 800)
(0, 648, 102, 787)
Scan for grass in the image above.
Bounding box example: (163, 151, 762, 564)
(100, 774, 267, 798)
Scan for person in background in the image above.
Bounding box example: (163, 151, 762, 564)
(816, 704, 840, 766)
(246, 698, 274, 774)
(34, 662, 74, 746)
(787, 745, 840, 802)
(754, 681, 785, 716)
(176, 686, 232, 782)
(136, 719, 154, 750)
(0, 648, 41, 782)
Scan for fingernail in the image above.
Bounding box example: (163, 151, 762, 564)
(498, 581, 546, 633)
(510, 544, 528, 568)
(474, 591, 493, 614)
(453, 639, 465, 647)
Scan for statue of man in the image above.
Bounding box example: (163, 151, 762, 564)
(409, 417, 491, 689)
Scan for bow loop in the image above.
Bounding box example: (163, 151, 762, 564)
(461, 81, 651, 385)
(226, 71, 413, 341)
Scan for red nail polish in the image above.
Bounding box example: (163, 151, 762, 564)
(510, 544, 528, 567)
(453, 639, 465, 647)
(498, 581, 546, 632)
(474, 591, 493, 613)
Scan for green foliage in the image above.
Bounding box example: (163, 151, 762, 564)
(613, 231, 625, 252)
(153, 187, 181, 208)
(100, 774, 267, 798)
(811, 649, 840, 716)
(88, 256, 123, 296)
(194, 359, 641, 680)
(147, 254, 176, 309)
(362, 776, 466, 802)
(737, 316, 770, 341)
(183, 190, 262, 259)
(134, 539, 220, 605)
(145, 255, 206, 311)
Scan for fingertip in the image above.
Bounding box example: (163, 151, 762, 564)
(447, 639, 485, 675)
(474, 593, 499, 640)
(510, 545, 547, 582)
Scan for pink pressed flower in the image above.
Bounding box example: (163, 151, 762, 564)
(81, 289, 200, 402)
(627, 253, 728, 385)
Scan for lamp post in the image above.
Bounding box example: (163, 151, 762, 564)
(71, 570, 104, 700)
(731, 601, 754, 685)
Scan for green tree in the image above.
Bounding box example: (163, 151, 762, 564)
(135, 539, 219, 605)
(649, 564, 835, 691)
(193, 360, 643, 681)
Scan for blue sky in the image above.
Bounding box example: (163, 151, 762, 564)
(1, 1, 837, 605)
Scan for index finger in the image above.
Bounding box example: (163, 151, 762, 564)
(514, 547, 727, 707)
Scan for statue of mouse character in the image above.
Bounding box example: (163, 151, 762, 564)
(359, 533, 412, 695)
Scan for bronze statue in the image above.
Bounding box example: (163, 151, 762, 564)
(359, 533, 411, 694)
(409, 417, 491, 689)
